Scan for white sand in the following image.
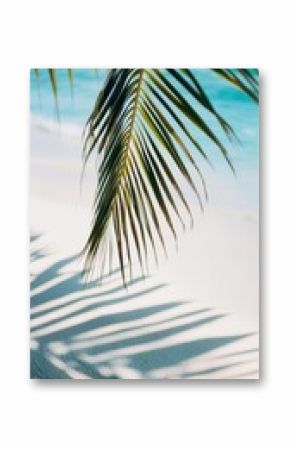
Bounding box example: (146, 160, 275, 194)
(30, 122, 259, 379)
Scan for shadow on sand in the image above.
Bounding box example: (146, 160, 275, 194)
(30, 233, 258, 380)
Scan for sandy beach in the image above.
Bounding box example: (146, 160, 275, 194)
(30, 118, 259, 380)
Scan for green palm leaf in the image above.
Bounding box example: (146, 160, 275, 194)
(82, 68, 259, 284)
(213, 68, 259, 102)
(32, 68, 75, 118)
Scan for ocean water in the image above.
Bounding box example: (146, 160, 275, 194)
(30, 69, 105, 126)
(30, 69, 259, 210)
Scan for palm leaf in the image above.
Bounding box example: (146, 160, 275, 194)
(213, 68, 259, 102)
(82, 68, 259, 284)
(32, 68, 76, 117)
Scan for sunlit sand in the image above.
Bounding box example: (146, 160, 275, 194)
(30, 122, 259, 379)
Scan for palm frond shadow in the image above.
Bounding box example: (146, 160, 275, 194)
(30, 233, 258, 379)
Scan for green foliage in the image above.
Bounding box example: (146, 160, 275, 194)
(32, 68, 258, 283)
(81, 69, 258, 284)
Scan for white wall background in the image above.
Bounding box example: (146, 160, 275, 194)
(0, 0, 288, 447)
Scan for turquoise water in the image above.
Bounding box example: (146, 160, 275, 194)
(30, 69, 259, 178)
(30, 69, 106, 126)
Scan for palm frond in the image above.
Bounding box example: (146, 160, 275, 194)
(213, 68, 259, 102)
(47, 69, 59, 119)
(32, 68, 75, 118)
(83, 68, 259, 284)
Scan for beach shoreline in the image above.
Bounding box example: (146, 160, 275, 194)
(30, 120, 259, 379)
